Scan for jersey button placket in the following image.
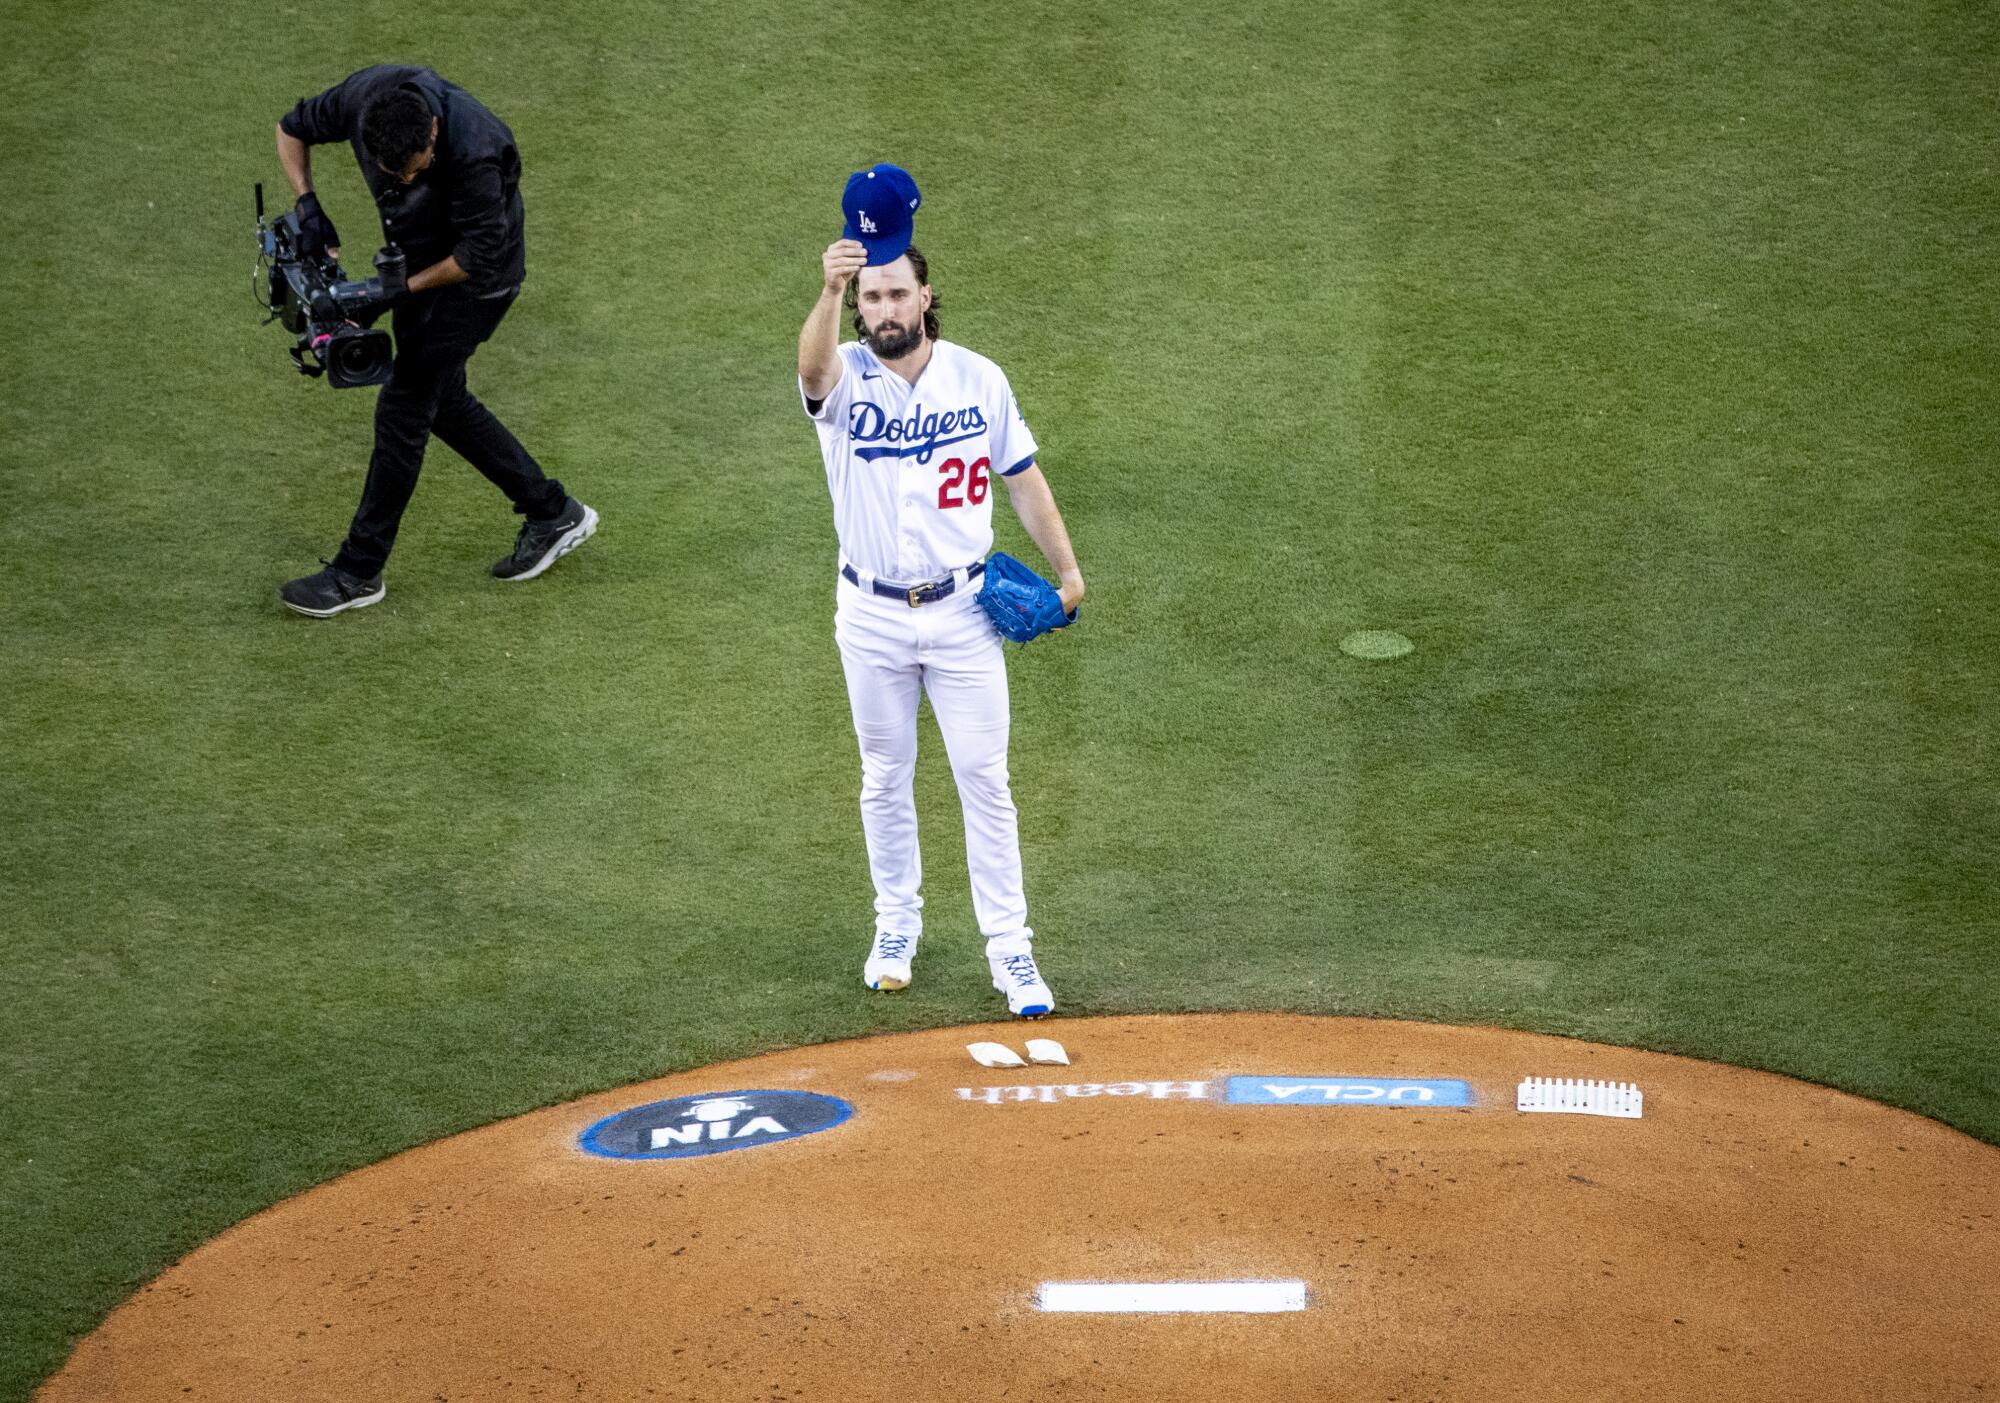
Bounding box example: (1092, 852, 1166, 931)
(906, 434, 930, 657)
(899, 456, 925, 580)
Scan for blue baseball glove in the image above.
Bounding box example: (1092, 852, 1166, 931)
(977, 551, 1077, 644)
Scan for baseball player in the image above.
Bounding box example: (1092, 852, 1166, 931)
(796, 163, 1084, 1018)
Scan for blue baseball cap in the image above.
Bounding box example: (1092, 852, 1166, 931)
(842, 163, 922, 266)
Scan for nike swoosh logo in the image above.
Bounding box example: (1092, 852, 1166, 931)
(862, 372, 882, 380)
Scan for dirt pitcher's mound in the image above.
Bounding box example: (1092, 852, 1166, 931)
(39, 1015, 1999, 1401)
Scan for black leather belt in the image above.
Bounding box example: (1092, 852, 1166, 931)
(841, 561, 985, 607)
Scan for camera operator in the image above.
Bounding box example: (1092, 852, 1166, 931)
(274, 65, 597, 616)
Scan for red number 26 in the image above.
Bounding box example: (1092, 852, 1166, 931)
(937, 456, 991, 509)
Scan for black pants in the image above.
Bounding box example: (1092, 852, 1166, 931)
(332, 287, 567, 578)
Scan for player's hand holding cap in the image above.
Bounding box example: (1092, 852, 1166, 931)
(841, 162, 922, 266)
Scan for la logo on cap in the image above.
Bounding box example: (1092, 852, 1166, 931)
(841, 162, 923, 266)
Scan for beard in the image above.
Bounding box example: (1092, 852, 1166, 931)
(864, 318, 924, 359)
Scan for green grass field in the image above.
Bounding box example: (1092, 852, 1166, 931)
(4, 1, 1996, 1395)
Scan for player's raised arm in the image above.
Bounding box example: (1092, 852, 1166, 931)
(800, 239, 867, 402)
(1000, 465, 1086, 615)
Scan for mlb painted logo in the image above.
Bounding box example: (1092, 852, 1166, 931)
(580, 1090, 853, 1160)
(1226, 1077, 1474, 1107)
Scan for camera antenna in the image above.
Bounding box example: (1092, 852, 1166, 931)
(252, 181, 279, 317)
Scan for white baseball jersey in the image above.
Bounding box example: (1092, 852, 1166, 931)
(800, 338, 1038, 583)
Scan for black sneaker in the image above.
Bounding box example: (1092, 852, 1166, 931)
(493, 497, 598, 581)
(279, 560, 385, 617)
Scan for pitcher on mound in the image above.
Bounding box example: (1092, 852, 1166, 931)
(795, 163, 1085, 1018)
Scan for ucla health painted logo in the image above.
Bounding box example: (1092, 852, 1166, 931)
(1226, 1076, 1473, 1107)
(849, 400, 987, 463)
(580, 1090, 853, 1160)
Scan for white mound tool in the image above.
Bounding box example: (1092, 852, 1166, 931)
(967, 1042, 1027, 1068)
(1024, 1039, 1070, 1066)
(1516, 1077, 1644, 1118)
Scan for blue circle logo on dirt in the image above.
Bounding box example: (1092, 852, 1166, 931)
(580, 1090, 854, 1160)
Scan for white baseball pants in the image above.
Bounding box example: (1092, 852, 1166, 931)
(834, 572, 1033, 952)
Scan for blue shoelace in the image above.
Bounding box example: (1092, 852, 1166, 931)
(996, 952, 1041, 986)
(875, 933, 914, 961)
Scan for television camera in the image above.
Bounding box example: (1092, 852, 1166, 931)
(252, 182, 405, 389)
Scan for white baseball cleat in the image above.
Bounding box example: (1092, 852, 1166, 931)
(989, 950, 1055, 1019)
(863, 931, 918, 991)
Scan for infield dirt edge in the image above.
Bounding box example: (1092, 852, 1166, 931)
(38, 1013, 2000, 1402)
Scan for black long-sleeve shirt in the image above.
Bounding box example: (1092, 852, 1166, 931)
(280, 66, 526, 296)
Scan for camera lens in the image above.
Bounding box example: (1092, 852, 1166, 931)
(325, 328, 394, 389)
